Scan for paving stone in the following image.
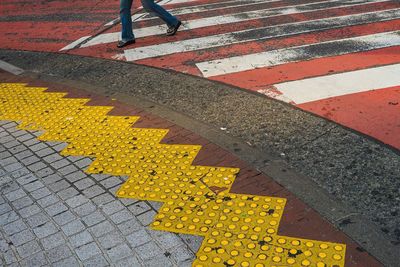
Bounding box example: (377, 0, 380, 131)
(143, 255, 173, 267)
(10, 195, 34, 210)
(40, 232, 66, 250)
(151, 231, 184, 251)
(83, 255, 109, 267)
(20, 155, 40, 166)
(65, 171, 87, 183)
(45, 202, 67, 216)
(75, 242, 102, 261)
(100, 177, 122, 189)
(106, 243, 132, 263)
(16, 174, 37, 185)
(114, 256, 141, 267)
(57, 187, 79, 200)
(30, 143, 48, 152)
(43, 153, 63, 164)
(46, 244, 72, 263)
(24, 181, 44, 193)
(35, 167, 55, 178)
(10, 129, 26, 137)
(83, 185, 105, 198)
(33, 221, 58, 239)
(90, 220, 114, 237)
(127, 229, 152, 248)
(20, 251, 48, 267)
(1, 180, 19, 194)
(41, 173, 62, 185)
(58, 165, 78, 176)
(109, 209, 134, 224)
(179, 234, 204, 253)
(53, 210, 76, 226)
(62, 220, 86, 236)
(74, 202, 96, 217)
(98, 231, 124, 250)
(16, 133, 34, 142)
(3, 249, 17, 264)
(9, 229, 34, 246)
(0, 202, 12, 215)
(69, 230, 94, 248)
(16, 240, 41, 258)
(52, 143, 67, 152)
(3, 140, 20, 149)
(82, 210, 106, 227)
(74, 178, 95, 190)
(35, 147, 55, 158)
(0, 150, 12, 160)
(36, 194, 59, 208)
(19, 204, 41, 218)
(91, 174, 110, 182)
(26, 212, 49, 228)
(128, 201, 151, 215)
(5, 188, 27, 202)
(48, 180, 70, 192)
(66, 195, 89, 208)
(53, 256, 79, 267)
(11, 168, 31, 180)
(136, 241, 163, 261)
(4, 162, 23, 173)
(22, 138, 40, 147)
(9, 144, 27, 155)
(74, 158, 93, 169)
(50, 159, 70, 170)
(169, 245, 195, 266)
(117, 218, 142, 235)
(27, 162, 47, 172)
(30, 187, 52, 200)
(137, 210, 156, 226)
(3, 219, 27, 236)
(148, 201, 163, 211)
(15, 149, 34, 160)
(91, 193, 114, 205)
(101, 200, 124, 216)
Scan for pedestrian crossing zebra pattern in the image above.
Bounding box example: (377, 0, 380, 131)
(63, 0, 400, 150)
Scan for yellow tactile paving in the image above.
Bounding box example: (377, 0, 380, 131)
(0, 83, 346, 267)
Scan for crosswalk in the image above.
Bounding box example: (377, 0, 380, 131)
(62, 0, 400, 150)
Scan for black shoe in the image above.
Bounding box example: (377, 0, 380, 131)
(166, 21, 181, 36)
(117, 39, 135, 48)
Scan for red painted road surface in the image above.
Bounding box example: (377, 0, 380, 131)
(0, 0, 399, 150)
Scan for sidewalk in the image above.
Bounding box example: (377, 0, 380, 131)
(0, 71, 381, 266)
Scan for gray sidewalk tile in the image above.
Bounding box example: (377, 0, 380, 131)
(106, 243, 132, 262)
(30, 187, 52, 200)
(101, 200, 124, 215)
(16, 240, 41, 258)
(5, 188, 27, 202)
(82, 210, 106, 227)
(83, 255, 109, 267)
(19, 204, 41, 218)
(83, 185, 105, 198)
(98, 231, 124, 250)
(109, 209, 134, 224)
(115, 256, 141, 267)
(20, 252, 48, 267)
(3, 219, 27, 236)
(53, 256, 79, 267)
(9, 229, 35, 246)
(32, 221, 58, 238)
(90, 220, 115, 238)
(40, 232, 66, 250)
(126, 229, 152, 248)
(26, 212, 49, 228)
(128, 201, 151, 216)
(136, 241, 164, 260)
(69, 230, 94, 248)
(74, 202, 96, 217)
(46, 244, 73, 263)
(136, 210, 156, 226)
(62, 220, 86, 236)
(75, 242, 102, 261)
(45, 202, 67, 216)
(53, 210, 76, 226)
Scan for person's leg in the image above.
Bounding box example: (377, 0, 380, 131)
(120, 0, 135, 41)
(141, 0, 179, 27)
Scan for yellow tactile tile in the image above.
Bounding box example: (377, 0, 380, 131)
(0, 83, 346, 267)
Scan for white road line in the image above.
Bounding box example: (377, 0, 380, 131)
(81, 0, 384, 49)
(60, 36, 92, 51)
(123, 8, 400, 61)
(0, 60, 24, 75)
(135, 0, 282, 22)
(196, 31, 400, 77)
(274, 63, 400, 104)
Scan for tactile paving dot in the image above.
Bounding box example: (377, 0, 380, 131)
(0, 83, 347, 267)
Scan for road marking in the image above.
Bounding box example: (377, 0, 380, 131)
(0, 60, 24, 75)
(196, 30, 400, 77)
(123, 8, 400, 61)
(77, 0, 385, 49)
(274, 63, 400, 104)
(0, 83, 347, 267)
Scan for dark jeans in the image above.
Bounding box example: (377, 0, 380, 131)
(120, 0, 179, 41)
